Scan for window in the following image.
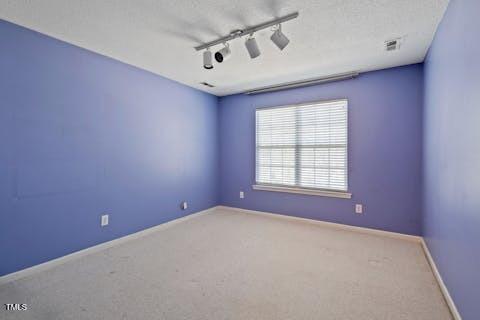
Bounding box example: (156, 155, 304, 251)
(255, 99, 349, 197)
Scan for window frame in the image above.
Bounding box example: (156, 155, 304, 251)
(254, 99, 351, 198)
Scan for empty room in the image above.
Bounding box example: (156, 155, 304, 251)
(0, 0, 478, 319)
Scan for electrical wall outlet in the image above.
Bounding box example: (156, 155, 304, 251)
(240, 191, 244, 199)
(181, 201, 188, 210)
(101, 214, 109, 226)
(355, 204, 363, 214)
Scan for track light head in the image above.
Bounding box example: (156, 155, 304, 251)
(271, 24, 290, 50)
(203, 49, 213, 69)
(215, 43, 231, 63)
(245, 34, 261, 59)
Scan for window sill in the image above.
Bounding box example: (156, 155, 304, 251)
(252, 184, 352, 199)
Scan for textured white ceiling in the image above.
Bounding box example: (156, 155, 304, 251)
(0, 0, 449, 96)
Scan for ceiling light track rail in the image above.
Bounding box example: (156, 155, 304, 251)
(194, 12, 299, 51)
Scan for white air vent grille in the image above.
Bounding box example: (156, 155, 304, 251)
(385, 38, 402, 51)
(200, 82, 215, 88)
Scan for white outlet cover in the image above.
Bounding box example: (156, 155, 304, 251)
(101, 214, 109, 226)
(182, 202, 188, 210)
(355, 204, 363, 214)
(240, 191, 244, 199)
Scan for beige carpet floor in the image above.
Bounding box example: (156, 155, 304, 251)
(0, 207, 452, 320)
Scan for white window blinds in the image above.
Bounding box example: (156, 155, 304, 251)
(256, 99, 348, 192)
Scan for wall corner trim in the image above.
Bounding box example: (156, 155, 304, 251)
(0, 206, 220, 285)
(420, 239, 463, 320)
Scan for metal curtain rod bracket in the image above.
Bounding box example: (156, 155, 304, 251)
(194, 12, 299, 51)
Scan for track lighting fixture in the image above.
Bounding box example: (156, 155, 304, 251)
(245, 34, 261, 59)
(270, 24, 290, 50)
(215, 43, 231, 63)
(195, 12, 298, 69)
(203, 48, 213, 69)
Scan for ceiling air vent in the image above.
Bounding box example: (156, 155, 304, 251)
(200, 82, 215, 88)
(385, 38, 402, 51)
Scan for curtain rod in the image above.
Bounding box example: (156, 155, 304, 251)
(244, 72, 359, 95)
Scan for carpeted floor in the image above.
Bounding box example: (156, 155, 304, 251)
(0, 207, 452, 320)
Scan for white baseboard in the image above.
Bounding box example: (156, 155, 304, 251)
(420, 239, 462, 320)
(0, 206, 219, 285)
(216, 205, 422, 242)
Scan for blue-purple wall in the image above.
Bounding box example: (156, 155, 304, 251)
(0, 20, 219, 276)
(423, 1, 480, 318)
(219, 65, 424, 235)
